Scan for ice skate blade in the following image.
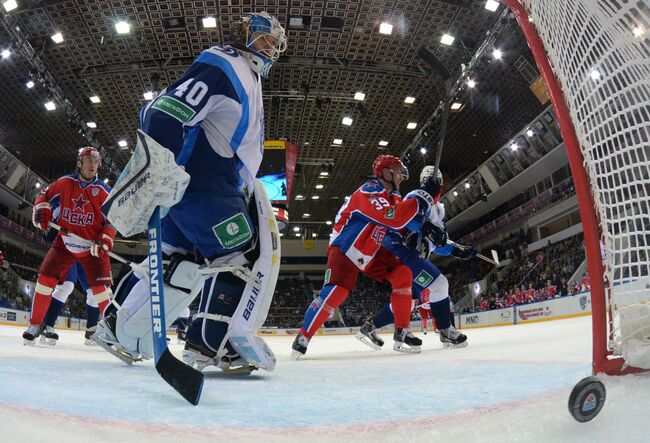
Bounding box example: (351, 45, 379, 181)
(91, 334, 141, 365)
(181, 351, 215, 372)
(84, 339, 96, 346)
(23, 339, 36, 346)
(442, 341, 469, 349)
(290, 349, 306, 360)
(40, 336, 57, 346)
(393, 343, 421, 354)
(355, 332, 382, 350)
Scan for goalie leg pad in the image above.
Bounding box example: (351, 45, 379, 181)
(185, 272, 245, 355)
(116, 256, 203, 358)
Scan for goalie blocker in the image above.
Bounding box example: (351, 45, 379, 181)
(103, 179, 280, 371)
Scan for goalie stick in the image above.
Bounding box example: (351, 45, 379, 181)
(48, 218, 204, 405)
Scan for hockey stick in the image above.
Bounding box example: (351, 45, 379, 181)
(147, 207, 203, 405)
(49, 222, 134, 267)
(446, 239, 500, 266)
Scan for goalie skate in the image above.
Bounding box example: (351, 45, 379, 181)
(393, 328, 422, 354)
(40, 326, 59, 346)
(355, 321, 384, 350)
(91, 315, 142, 365)
(440, 326, 468, 348)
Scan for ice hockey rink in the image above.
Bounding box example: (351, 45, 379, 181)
(1, 316, 648, 443)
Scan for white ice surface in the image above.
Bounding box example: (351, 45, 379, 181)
(1, 316, 648, 443)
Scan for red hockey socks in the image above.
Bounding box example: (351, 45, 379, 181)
(30, 275, 58, 325)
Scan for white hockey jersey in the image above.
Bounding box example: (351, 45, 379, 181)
(140, 45, 265, 197)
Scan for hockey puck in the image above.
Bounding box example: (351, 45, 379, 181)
(568, 376, 606, 422)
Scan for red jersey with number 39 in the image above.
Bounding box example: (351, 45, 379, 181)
(329, 179, 421, 270)
(35, 173, 112, 255)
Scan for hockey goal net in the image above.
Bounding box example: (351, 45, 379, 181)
(502, 0, 650, 375)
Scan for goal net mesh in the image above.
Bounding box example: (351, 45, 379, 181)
(520, 0, 650, 369)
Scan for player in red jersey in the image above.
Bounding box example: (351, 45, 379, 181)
(291, 155, 442, 357)
(22, 147, 116, 344)
(417, 288, 434, 334)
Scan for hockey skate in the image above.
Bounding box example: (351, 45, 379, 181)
(91, 314, 142, 365)
(84, 326, 97, 346)
(355, 321, 384, 350)
(182, 340, 218, 371)
(22, 324, 43, 345)
(439, 326, 468, 348)
(290, 333, 310, 359)
(393, 328, 422, 353)
(40, 326, 59, 346)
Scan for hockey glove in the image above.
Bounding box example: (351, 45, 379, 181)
(422, 221, 448, 248)
(91, 225, 116, 257)
(32, 202, 52, 232)
(451, 243, 477, 261)
(404, 231, 432, 257)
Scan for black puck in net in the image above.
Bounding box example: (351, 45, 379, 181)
(568, 376, 606, 422)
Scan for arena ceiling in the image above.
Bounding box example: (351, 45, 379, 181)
(0, 0, 548, 237)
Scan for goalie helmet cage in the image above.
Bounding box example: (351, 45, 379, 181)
(501, 0, 650, 375)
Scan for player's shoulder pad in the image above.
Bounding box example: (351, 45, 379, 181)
(360, 178, 385, 194)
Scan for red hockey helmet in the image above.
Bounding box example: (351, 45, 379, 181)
(372, 155, 409, 180)
(77, 146, 101, 164)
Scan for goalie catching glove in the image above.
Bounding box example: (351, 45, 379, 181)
(451, 243, 477, 261)
(91, 225, 116, 257)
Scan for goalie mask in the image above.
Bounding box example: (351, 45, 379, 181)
(230, 12, 287, 78)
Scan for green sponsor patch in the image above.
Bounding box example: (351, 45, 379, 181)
(212, 213, 252, 249)
(324, 269, 331, 285)
(385, 208, 395, 219)
(414, 270, 433, 287)
(152, 96, 195, 123)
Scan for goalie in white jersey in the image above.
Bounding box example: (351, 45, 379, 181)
(94, 12, 286, 373)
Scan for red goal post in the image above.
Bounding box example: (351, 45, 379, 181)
(501, 0, 650, 375)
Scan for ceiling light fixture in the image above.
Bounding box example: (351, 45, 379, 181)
(44, 101, 56, 111)
(354, 92, 365, 101)
(407, 122, 417, 129)
(115, 21, 131, 34)
(492, 48, 503, 60)
(3, 0, 17, 12)
(333, 139, 342, 145)
(86, 122, 97, 128)
(118, 140, 128, 148)
(342, 116, 353, 126)
(440, 34, 455, 46)
(25, 80, 34, 89)
(51, 32, 63, 43)
(404, 96, 416, 104)
(379, 22, 393, 35)
(202, 17, 217, 28)
(485, 0, 500, 12)
(378, 140, 389, 146)
(89, 95, 100, 103)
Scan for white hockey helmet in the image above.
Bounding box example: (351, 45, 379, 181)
(232, 12, 287, 77)
(419, 165, 443, 186)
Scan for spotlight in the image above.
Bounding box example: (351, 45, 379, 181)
(342, 116, 353, 126)
(1, 49, 10, 59)
(35, 182, 41, 189)
(89, 95, 100, 103)
(293, 226, 300, 232)
(118, 140, 128, 148)
(590, 69, 602, 81)
(404, 96, 416, 104)
(312, 233, 317, 238)
(464, 182, 470, 189)
(378, 140, 389, 147)
(333, 139, 342, 145)
(407, 122, 417, 129)
(453, 190, 458, 197)
(311, 195, 320, 200)
(420, 147, 427, 154)
(467, 79, 476, 88)
(485, 0, 499, 12)
(354, 92, 365, 101)
(44, 101, 56, 111)
(25, 80, 34, 89)
(103, 178, 109, 184)
(510, 143, 519, 151)
(86, 122, 97, 128)
(492, 48, 503, 60)
(526, 129, 534, 137)
(143, 91, 153, 100)
(326, 220, 332, 225)
(51, 32, 63, 44)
